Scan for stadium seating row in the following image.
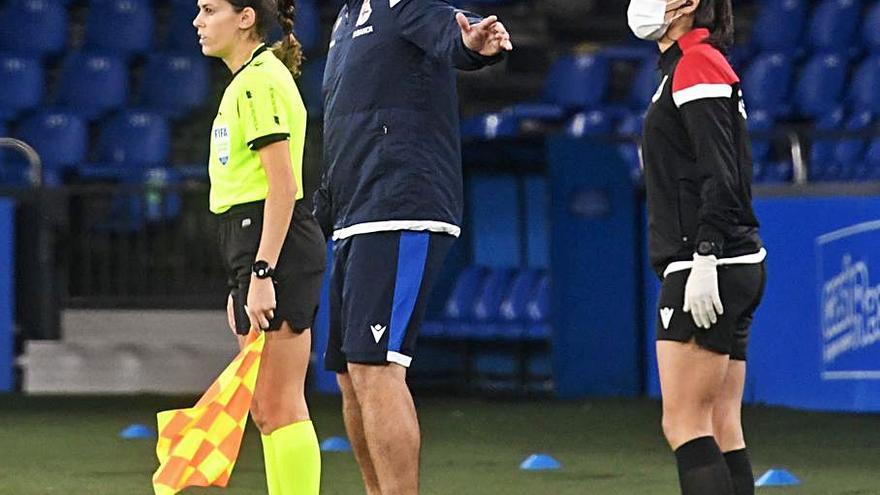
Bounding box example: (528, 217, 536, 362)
(423, 267, 550, 342)
(0, 0, 321, 58)
(0, 51, 209, 121)
(749, 0, 880, 56)
(0, 110, 172, 185)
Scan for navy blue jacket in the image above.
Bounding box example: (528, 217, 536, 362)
(315, 0, 502, 239)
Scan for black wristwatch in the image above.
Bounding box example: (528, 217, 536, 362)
(696, 241, 719, 257)
(252, 260, 275, 280)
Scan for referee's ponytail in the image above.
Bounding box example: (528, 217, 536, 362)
(693, 0, 734, 54)
(272, 0, 304, 78)
(227, 0, 304, 78)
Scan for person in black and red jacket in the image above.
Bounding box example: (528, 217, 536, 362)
(628, 1, 767, 494)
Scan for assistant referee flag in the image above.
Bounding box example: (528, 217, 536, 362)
(152, 332, 265, 495)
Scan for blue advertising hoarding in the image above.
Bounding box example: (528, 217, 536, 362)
(816, 220, 880, 383)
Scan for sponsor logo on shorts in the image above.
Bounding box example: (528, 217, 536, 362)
(660, 307, 674, 330)
(370, 324, 387, 343)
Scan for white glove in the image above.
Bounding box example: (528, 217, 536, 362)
(683, 254, 724, 329)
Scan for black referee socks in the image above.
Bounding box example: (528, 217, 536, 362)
(674, 436, 735, 495)
(724, 448, 755, 495)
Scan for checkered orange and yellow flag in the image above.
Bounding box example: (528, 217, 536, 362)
(152, 332, 266, 495)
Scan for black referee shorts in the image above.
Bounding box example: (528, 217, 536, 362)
(656, 262, 766, 361)
(218, 200, 326, 335)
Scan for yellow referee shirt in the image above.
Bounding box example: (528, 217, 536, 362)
(209, 44, 307, 214)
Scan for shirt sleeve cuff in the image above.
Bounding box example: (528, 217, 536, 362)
(696, 224, 725, 255)
(459, 37, 505, 66)
(248, 133, 289, 150)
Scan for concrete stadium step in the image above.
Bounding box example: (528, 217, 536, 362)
(21, 340, 237, 394)
(61, 309, 231, 347)
(22, 309, 241, 394)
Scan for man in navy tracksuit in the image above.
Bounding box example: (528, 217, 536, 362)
(315, 0, 512, 492)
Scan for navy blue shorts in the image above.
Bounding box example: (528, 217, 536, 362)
(324, 231, 455, 372)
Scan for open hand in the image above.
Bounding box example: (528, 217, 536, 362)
(457, 13, 513, 57)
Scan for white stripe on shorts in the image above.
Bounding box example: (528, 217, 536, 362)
(386, 351, 413, 368)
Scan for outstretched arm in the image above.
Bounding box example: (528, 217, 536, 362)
(392, 0, 513, 70)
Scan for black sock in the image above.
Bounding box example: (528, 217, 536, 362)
(724, 448, 755, 495)
(674, 436, 735, 495)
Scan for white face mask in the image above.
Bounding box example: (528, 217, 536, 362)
(628, 0, 691, 41)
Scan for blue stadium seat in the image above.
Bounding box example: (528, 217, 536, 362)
(616, 113, 644, 179)
(742, 53, 793, 117)
(56, 52, 128, 121)
(509, 53, 610, 120)
(794, 54, 847, 118)
(141, 54, 209, 118)
(752, 161, 766, 183)
(864, 1, 880, 53)
(96, 111, 170, 167)
(835, 111, 872, 167)
(566, 110, 612, 138)
(85, 0, 154, 56)
(752, 0, 807, 53)
(545, 53, 610, 111)
(460, 111, 519, 140)
(80, 165, 183, 231)
(761, 162, 795, 183)
(473, 268, 513, 321)
(462, 53, 611, 139)
(808, 0, 862, 53)
(809, 109, 845, 181)
(16, 112, 88, 177)
(748, 109, 774, 164)
(0, 53, 44, 120)
(850, 56, 880, 114)
(0, 0, 68, 57)
(629, 57, 660, 109)
(124, 166, 183, 224)
(421, 266, 486, 338)
(824, 110, 874, 181)
(863, 139, 880, 180)
(499, 269, 540, 322)
(78, 145, 176, 234)
(487, 268, 541, 341)
(524, 273, 551, 340)
(727, 44, 753, 73)
(448, 267, 513, 339)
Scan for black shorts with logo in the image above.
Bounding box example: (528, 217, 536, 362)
(324, 231, 456, 372)
(218, 200, 326, 334)
(656, 262, 766, 361)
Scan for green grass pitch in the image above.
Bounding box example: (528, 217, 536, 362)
(1, 394, 878, 494)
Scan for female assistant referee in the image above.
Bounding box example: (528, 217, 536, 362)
(628, 0, 767, 494)
(193, 1, 325, 493)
